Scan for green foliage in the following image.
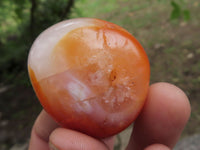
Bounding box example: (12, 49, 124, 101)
(0, 0, 192, 85)
(170, 0, 190, 21)
(0, 0, 74, 85)
(170, 1, 181, 19)
(70, 0, 118, 18)
(183, 9, 190, 21)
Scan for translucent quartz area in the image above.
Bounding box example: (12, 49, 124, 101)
(28, 18, 150, 138)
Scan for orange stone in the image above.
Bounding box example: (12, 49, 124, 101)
(28, 18, 150, 138)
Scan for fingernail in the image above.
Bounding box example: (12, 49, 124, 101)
(49, 142, 59, 150)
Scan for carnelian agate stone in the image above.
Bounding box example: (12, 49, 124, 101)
(28, 18, 150, 138)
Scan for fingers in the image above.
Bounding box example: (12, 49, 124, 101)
(29, 110, 115, 150)
(144, 144, 170, 150)
(30, 82, 189, 150)
(49, 128, 111, 150)
(28, 110, 59, 150)
(126, 82, 191, 150)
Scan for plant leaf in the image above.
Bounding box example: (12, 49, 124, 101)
(170, 1, 181, 20)
(183, 9, 190, 21)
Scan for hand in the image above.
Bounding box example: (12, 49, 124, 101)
(28, 82, 191, 150)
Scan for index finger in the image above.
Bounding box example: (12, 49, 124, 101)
(28, 110, 59, 150)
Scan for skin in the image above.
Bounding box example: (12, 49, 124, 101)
(28, 82, 191, 150)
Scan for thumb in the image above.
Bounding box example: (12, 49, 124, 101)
(49, 128, 112, 150)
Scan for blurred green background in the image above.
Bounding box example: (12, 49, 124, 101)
(0, 0, 200, 149)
